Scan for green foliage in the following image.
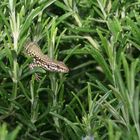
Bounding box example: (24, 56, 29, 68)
(0, 0, 140, 139)
(0, 123, 20, 140)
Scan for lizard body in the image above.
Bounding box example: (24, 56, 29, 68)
(25, 42, 69, 73)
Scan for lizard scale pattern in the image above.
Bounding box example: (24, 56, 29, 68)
(25, 42, 69, 73)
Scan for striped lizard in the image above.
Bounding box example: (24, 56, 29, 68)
(24, 42, 69, 78)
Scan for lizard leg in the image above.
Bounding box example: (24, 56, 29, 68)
(29, 58, 38, 69)
(29, 62, 41, 81)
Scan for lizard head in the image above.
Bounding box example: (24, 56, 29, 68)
(24, 42, 42, 58)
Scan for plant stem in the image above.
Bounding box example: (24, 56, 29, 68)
(9, 1, 19, 100)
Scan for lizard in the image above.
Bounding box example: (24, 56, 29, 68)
(24, 42, 69, 78)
